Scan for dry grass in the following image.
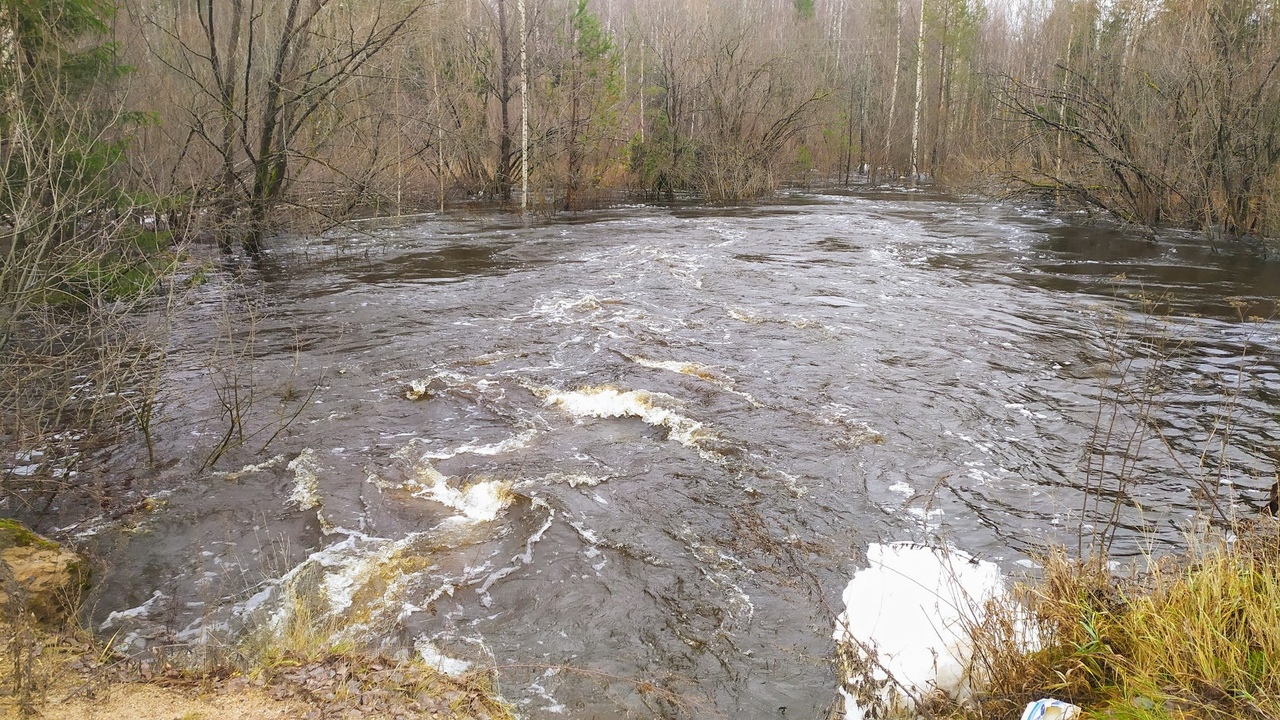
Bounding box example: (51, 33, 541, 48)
(3, 550, 513, 720)
(0, 615, 515, 720)
(951, 519, 1280, 720)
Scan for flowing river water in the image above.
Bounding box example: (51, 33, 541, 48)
(15, 189, 1280, 718)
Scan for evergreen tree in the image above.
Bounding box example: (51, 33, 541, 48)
(1, 0, 132, 238)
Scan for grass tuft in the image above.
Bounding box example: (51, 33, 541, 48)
(952, 519, 1280, 720)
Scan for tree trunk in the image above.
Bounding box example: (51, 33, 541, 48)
(883, 0, 902, 181)
(496, 0, 513, 202)
(520, 0, 528, 211)
(246, 0, 308, 256)
(931, 0, 947, 177)
(910, 0, 925, 184)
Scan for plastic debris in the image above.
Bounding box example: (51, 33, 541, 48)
(1021, 698, 1082, 720)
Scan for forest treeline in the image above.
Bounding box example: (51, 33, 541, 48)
(4, 0, 1280, 260)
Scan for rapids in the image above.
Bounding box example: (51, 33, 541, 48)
(10, 189, 1280, 718)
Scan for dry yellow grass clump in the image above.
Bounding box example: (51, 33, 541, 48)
(1, 617, 515, 720)
(958, 519, 1280, 720)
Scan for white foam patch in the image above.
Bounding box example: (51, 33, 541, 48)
(214, 454, 286, 481)
(100, 590, 167, 631)
(405, 378, 434, 400)
(403, 370, 485, 400)
(625, 354, 721, 381)
(623, 354, 759, 403)
(834, 542, 1006, 720)
(287, 449, 322, 510)
(55, 513, 111, 540)
(907, 506, 944, 531)
(539, 472, 605, 488)
(244, 531, 448, 645)
(419, 428, 537, 460)
(528, 294, 606, 324)
(527, 667, 568, 713)
(415, 638, 472, 676)
(646, 247, 703, 286)
(537, 385, 715, 458)
(402, 462, 512, 524)
(474, 500, 555, 607)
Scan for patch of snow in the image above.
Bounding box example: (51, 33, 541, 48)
(834, 542, 1007, 720)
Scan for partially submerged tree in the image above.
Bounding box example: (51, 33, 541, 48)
(1, 0, 134, 347)
(557, 0, 618, 209)
(0, 0, 173, 460)
(1000, 0, 1280, 237)
(142, 0, 425, 254)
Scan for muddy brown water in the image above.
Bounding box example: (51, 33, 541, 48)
(9, 189, 1280, 718)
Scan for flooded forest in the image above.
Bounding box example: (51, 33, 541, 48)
(3, 1, 1280, 719)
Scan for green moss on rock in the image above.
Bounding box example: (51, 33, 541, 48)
(0, 518, 59, 551)
(0, 519, 91, 624)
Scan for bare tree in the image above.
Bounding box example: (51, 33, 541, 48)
(138, 0, 425, 254)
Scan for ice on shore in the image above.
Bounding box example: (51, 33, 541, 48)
(834, 542, 1006, 720)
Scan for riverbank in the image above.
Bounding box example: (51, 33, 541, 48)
(0, 620, 515, 720)
(5, 192, 1277, 715)
(835, 518, 1280, 720)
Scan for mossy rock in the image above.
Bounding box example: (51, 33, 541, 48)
(0, 519, 92, 624)
(0, 518, 60, 551)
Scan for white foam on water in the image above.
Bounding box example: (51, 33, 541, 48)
(418, 428, 537, 460)
(821, 404, 886, 446)
(405, 378, 434, 400)
(100, 590, 168, 631)
(622, 353, 760, 404)
(834, 542, 1006, 720)
(625, 354, 724, 381)
(245, 530, 452, 646)
(526, 668, 568, 714)
(520, 499, 556, 564)
(536, 472, 605, 488)
(474, 499, 555, 606)
(414, 637, 473, 676)
(775, 469, 810, 497)
(402, 370, 475, 400)
(213, 454, 286, 481)
(287, 449, 322, 510)
(537, 385, 719, 460)
(1005, 402, 1048, 421)
(55, 513, 110, 540)
(614, 245, 704, 287)
(907, 506, 944, 531)
(567, 519, 601, 546)
(400, 462, 513, 524)
(526, 294, 606, 324)
(317, 538, 396, 617)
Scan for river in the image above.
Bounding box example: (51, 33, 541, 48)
(24, 189, 1280, 718)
